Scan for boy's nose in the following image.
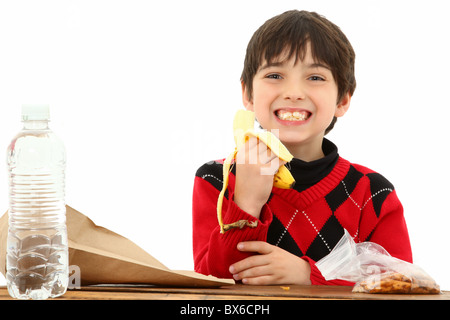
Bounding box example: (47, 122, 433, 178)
(283, 82, 306, 101)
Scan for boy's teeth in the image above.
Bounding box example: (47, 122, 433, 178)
(276, 110, 309, 121)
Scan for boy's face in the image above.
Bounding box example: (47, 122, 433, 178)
(242, 43, 350, 157)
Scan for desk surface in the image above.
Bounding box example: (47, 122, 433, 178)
(1, 284, 449, 300)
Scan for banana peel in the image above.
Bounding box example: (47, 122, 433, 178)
(217, 110, 295, 234)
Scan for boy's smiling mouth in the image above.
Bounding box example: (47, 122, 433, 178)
(275, 109, 311, 122)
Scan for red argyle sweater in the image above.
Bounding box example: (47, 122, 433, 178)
(192, 144, 412, 285)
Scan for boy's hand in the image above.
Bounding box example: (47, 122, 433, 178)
(234, 137, 284, 219)
(229, 241, 311, 285)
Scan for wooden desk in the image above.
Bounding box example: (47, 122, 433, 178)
(1, 284, 449, 300)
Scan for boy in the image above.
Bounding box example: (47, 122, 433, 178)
(192, 10, 412, 285)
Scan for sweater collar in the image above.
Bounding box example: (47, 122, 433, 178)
(288, 138, 339, 192)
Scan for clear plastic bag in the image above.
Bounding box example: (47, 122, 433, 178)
(316, 230, 440, 294)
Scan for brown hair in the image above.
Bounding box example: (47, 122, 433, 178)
(241, 10, 356, 134)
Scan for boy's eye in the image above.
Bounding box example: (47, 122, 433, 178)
(308, 75, 325, 81)
(266, 73, 283, 80)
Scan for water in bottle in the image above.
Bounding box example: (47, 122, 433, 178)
(6, 105, 68, 300)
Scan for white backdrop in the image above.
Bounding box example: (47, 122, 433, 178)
(1, 0, 449, 290)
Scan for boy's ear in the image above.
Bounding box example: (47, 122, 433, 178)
(241, 81, 254, 111)
(335, 92, 351, 118)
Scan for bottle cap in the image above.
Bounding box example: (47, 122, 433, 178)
(21, 104, 50, 121)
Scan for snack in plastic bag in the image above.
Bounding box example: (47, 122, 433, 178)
(316, 230, 440, 294)
(353, 271, 440, 294)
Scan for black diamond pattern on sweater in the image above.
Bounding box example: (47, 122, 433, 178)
(366, 172, 394, 217)
(267, 215, 303, 257)
(325, 165, 364, 212)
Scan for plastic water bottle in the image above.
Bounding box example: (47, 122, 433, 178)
(6, 105, 68, 300)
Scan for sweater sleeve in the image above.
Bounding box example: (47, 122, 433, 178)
(192, 163, 273, 279)
(361, 189, 413, 263)
(302, 256, 355, 286)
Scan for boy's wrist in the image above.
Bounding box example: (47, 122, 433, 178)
(233, 195, 264, 219)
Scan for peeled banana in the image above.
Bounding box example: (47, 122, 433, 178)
(217, 110, 296, 233)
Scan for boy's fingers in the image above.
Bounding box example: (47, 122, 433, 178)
(258, 141, 277, 164)
(236, 137, 257, 164)
(237, 241, 273, 254)
(233, 265, 271, 282)
(241, 275, 273, 285)
(229, 253, 269, 275)
(229, 242, 273, 275)
(260, 156, 283, 176)
(247, 136, 258, 148)
(236, 137, 284, 175)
